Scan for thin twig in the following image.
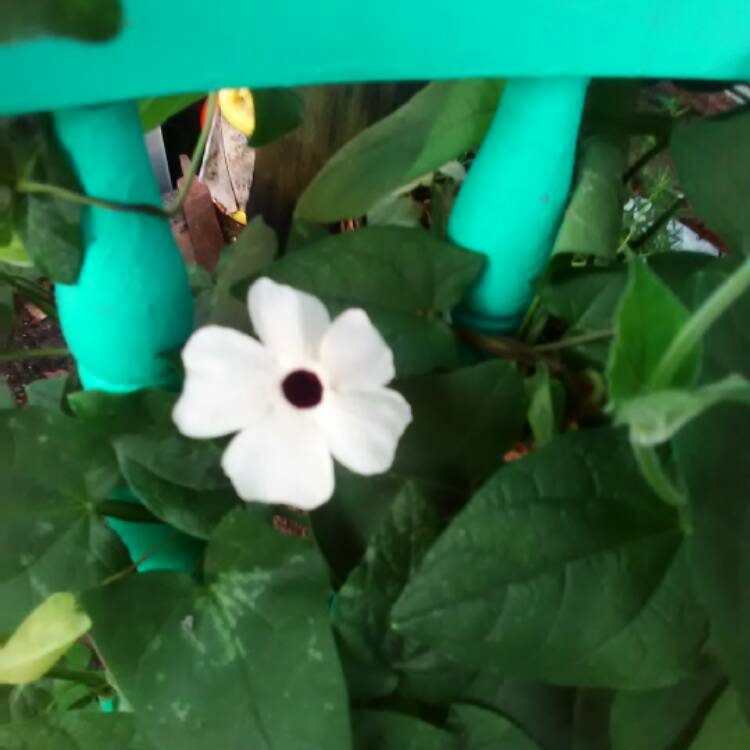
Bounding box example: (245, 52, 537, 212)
(623, 137, 669, 183)
(46, 666, 108, 689)
(630, 196, 687, 250)
(0, 347, 70, 363)
(166, 91, 218, 216)
(101, 529, 180, 586)
(534, 329, 614, 352)
(16, 180, 168, 218)
(14, 90, 219, 221)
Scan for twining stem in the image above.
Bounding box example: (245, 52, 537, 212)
(15, 180, 168, 218)
(101, 530, 181, 586)
(649, 258, 750, 390)
(630, 196, 687, 250)
(95, 499, 161, 524)
(632, 443, 684, 509)
(0, 347, 70, 363)
(534, 329, 613, 352)
(167, 91, 217, 216)
(623, 137, 669, 184)
(1, 276, 57, 319)
(14, 90, 219, 220)
(46, 666, 108, 689)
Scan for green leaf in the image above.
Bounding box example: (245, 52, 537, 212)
(393, 426, 707, 689)
(297, 80, 504, 222)
(138, 94, 203, 132)
(353, 710, 457, 750)
(0, 713, 154, 750)
(113, 431, 240, 540)
(0, 0, 123, 43)
(0, 378, 14, 409)
(458, 678, 575, 750)
(610, 661, 725, 750)
(0, 230, 32, 268)
(25, 375, 71, 411)
(68, 388, 241, 539)
(333, 481, 474, 703)
(0, 408, 127, 632)
(0, 283, 12, 349)
(525, 365, 565, 447)
(0, 185, 13, 247)
(256, 226, 486, 377)
(198, 217, 277, 332)
(67, 388, 174, 436)
(675, 404, 750, 717)
(248, 88, 304, 148)
(312, 360, 527, 579)
(367, 193, 423, 228)
(617, 374, 750, 446)
(7, 683, 53, 722)
(449, 703, 541, 749)
(671, 108, 750, 254)
(82, 510, 352, 750)
(689, 688, 750, 749)
(607, 258, 700, 406)
(552, 133, 628, 263)
(10, 117, 85, 284)
(682, 257, 750, 382)
(21, 191, 83, 284)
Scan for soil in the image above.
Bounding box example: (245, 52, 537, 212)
(1, 297, 73, 406)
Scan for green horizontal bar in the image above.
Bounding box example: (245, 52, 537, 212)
(1, 0, 750, 115)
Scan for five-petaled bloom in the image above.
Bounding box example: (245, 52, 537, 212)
(173, 278, 413, 509)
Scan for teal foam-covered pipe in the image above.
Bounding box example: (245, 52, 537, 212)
(54, 103, 193, 392)
(451, 77, 589, 332)
(53, 102, 202, 571)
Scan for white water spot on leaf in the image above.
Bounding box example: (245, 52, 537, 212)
(35, 521, 54, 536)
(171, 701, 192, 722)
(306, 631, 323, 662)
(289, 554, 305, 564)
(181, 614, 194, 631)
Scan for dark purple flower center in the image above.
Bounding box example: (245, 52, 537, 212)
(282, 369, 323, 409)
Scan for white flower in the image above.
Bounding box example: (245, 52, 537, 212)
(173, 278, 412, 510)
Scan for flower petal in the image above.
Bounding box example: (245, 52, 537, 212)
(316, 388, 412, 475)
(248, 278, 331, 366)
(222, 406, 334, 509)
(319, 309, 395, 390)
(173, 325, 278, 439)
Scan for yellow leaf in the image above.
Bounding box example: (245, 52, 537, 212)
(0, 593, 92, 685)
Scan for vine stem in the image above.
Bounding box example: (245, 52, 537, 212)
(101, 530, 181, 586)
(649, 258, 750, 390)
(15, 180, 168, 218)
(14, 90, 219, 220)
(0, 347, 70, 363)
(630, 196, 686, 250)
(534, 329, 613, 352)
(166, 91, 218, 216)
(632, 443, 684, 509)
(46, 666, 108, 689)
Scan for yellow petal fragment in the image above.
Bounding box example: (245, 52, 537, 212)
(219, 88, 256, 137)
